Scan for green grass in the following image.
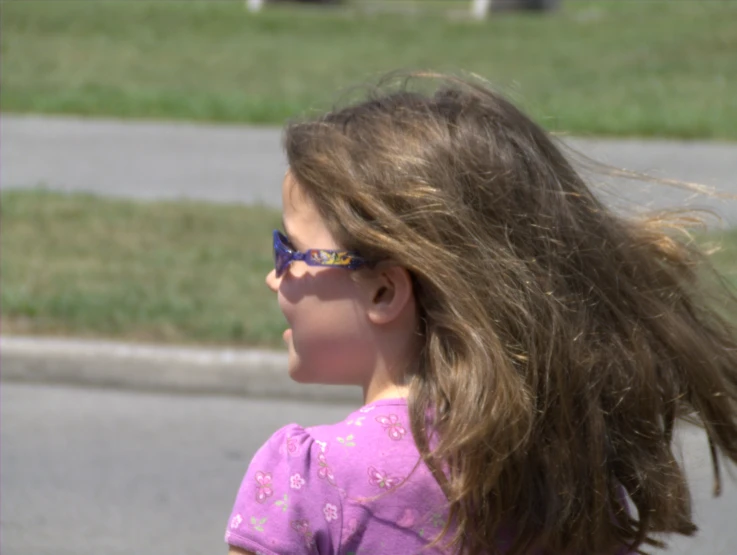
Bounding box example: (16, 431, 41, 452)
(0, 190, 286, 347)
(2, 190, 735, 347)
(2, 0, 736, 139)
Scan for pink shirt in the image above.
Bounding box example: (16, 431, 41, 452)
(225, 397, 634, 554)
(225, 398, 450, 554)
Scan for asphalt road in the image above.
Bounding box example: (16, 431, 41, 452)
(2, 115, 736, 226)
(2, 383, 736, 555)
(1, 383, 354, 555)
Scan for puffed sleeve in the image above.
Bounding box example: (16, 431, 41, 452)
(224, 424, 343, 555)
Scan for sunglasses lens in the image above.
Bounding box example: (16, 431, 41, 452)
(273, 232, 291, 277)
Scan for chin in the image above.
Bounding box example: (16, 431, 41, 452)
(288, 368, 336, 385)
(287, 358, 319, 384)
(287, 367, 314, 384)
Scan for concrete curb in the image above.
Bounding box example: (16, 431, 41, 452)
(0, 336, 362, 403)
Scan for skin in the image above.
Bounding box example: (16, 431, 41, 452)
(265, 171, 418, 403)
(227, 171, 419, 554)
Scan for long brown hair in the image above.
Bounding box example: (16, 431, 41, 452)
(283, 73, 737, 555)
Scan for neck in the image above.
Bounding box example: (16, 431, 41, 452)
(361, 306, 420, 404)
(363, 378, 410, 405)
(361, 335, 417, 405)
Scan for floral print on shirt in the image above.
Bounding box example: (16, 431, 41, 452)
(225, 399, 451, 555)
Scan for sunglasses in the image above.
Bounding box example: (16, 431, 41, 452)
(273, 230, 369, 278)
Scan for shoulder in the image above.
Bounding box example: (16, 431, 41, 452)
(306, 401, 450, 552)
(254, 423, 314, 461)
(226, 422, 344, 553)
(235, 422, 323, 507)
(304, 400, 413, 461)
(304, 401, 420, 495)
(225, 401, 432, 554)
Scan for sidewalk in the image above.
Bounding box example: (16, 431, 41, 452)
(1, 336, 361, 403)
(3, 114, 737, 219)
(2, 114, 736, 401)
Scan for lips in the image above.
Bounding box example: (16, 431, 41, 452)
(283, 328, 293, 342)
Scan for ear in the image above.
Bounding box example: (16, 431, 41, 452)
(364, 265, 415, 326)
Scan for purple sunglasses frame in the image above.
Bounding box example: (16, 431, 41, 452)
(273, 230, 369, 277)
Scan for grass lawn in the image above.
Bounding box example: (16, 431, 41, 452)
(2, 0, 736, 139)
(0, 190, 286, 347)
(2, 190, 736, 348)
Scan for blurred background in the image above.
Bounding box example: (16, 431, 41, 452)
(2, 1, 736, 554)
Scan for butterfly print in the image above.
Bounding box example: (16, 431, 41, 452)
(317, 451, 336, 485)
(254, 471, 273, 503)
(367, 466, 401, 490)
(375, 414, 407, 440)
(286, 435, 299, 456)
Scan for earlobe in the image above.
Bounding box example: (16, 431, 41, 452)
(367, 266, 414, 326)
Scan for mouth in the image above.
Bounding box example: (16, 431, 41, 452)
(283, 328, 292, 342)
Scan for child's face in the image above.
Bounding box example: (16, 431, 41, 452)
(265, 171, 379, 387)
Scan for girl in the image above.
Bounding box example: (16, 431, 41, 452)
(225, 73, 737, 555)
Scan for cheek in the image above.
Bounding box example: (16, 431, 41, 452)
(280, 272, 375, 382)
(292, 301, 372, 383)
(278, 270, 361, 327)
(293, 293, 368, 354)
(296, 300, 363, 344)
(277, 290, 295, 325)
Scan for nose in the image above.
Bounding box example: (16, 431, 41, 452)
(265, 268, 280, 293)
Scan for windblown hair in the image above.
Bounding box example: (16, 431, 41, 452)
(283, 73, 737, 555)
